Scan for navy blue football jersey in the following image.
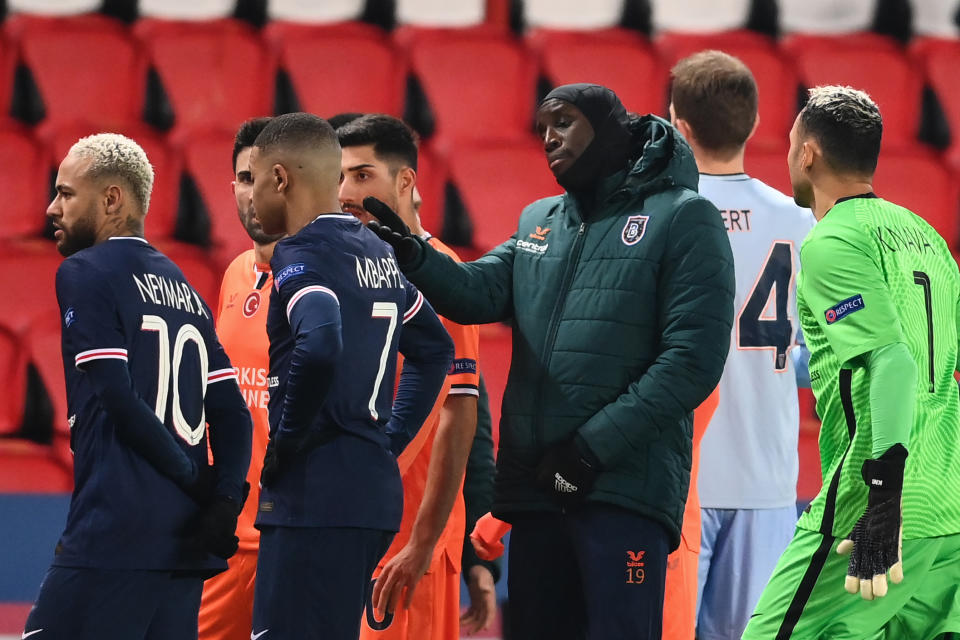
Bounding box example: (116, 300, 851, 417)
(55, 237, 240, 571)
(258, 214, 436, 530)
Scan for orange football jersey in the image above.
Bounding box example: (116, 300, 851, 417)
(214, 249, 272, 551)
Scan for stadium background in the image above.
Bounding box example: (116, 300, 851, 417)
(0, 0, 957, 636)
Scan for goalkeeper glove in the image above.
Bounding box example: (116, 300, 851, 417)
(836, 443, 908, 600)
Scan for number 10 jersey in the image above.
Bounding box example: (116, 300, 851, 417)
(697, 174, 815, 510)
(55, 237, 238, 571)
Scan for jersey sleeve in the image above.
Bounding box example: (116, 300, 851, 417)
(799, 231, 905, 365)
(440, 316, 480, 397)
(56, 257, 128, 369)
(271, 243, 340, 324)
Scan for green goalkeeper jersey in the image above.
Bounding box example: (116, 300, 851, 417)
(797, 194, 960, 540)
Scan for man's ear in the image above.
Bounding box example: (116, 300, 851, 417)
(397, 167, 416, 198)
(747, 112, 760, 142)
(673, 117, 696, 145)
(801, 139, 818, 172)
(104, 184, 124, 215)
(273, 163, 289, 194)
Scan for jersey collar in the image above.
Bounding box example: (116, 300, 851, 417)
(108, 236, 149, 244)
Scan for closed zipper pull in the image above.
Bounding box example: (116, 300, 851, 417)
(579, 222, 586, 235)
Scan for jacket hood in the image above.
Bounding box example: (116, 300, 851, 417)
(621, 114, 700, 198)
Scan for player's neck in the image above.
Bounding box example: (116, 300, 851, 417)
(254, 240, 278, 265)
(693, 147, 745, 176)
(399, 205, 425, 237)
(285, 193, 343, 235)
(811, 176, 874, 220)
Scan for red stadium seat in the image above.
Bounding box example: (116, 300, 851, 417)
(264, 22, 406, 118)
(0, 124, 49, 240)
(874, 150, 960, 250)
(414, 141, 448, 236)
(5, 14, 146, 131)
(404, 30, 538, 144)
(446, 136, 561, 252)
(0, 439, 72, 492)
(780, 34, 922, 150)
(156, 241, 222, 310)
(0, 244, 61, 334)
(911, 38, 960, 171)
(656, 31, 799, 150)
(0, 34, 16, 125)
(48, 123, 181, 241)
(134, 19, 274, 138)
(180, 128, 251, 271)
(744, 145, 793, 196)
(26, 313, 68, 440)
(528, 28, 668, 117)
(0, 323, 27, 437)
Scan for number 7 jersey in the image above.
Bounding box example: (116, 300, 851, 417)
(260, 214, 431, 531)
(796, 194, 960, 540)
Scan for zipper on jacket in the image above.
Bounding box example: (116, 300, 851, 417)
(534, 221, 587, 452)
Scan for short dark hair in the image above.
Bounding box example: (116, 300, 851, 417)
(253, 112, 339, 157)
(337, 114, 418, 172)
(670, 50, 758, 154)
(328, 112, 365, 130)
(799, 86, 883, 175)
(232, 117, 272, 171)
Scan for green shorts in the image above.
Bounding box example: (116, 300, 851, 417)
(742, 527, 960, 640)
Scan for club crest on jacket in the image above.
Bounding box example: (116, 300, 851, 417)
(622, 215, 649, 246)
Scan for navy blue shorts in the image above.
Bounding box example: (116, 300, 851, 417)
(253, 526, 393, 640)
(23, 566, 204, 640)
(506, 504, 670, 640)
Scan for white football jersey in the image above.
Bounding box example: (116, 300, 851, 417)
(697, 173, 815, 509)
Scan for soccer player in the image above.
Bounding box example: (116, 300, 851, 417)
(669, 51, 815, 640)
(336, 114, 489, 639)
(24, 134, 252, 640)
(246, 113, 454, 640)
(198, 117, 282, 640)
(743, 86, 960, 638)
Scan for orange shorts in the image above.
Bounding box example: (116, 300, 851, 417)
(360, 556, 460, 640)
(198, 549, 258, 640)
(663, 533, 698, 640)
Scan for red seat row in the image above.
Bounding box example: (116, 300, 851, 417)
(0, 16, 958, 154)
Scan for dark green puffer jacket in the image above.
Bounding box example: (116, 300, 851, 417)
(404, 115, 735, 548)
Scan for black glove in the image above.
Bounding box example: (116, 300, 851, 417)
(837, 443, 908, 600)
(260, 429, 332, 488)
(535, 440, 598, 504)
(185, 482, 249, 560)
(363, 196, 423, 266)
(260, 437, 282, 489)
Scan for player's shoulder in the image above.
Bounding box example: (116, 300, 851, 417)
(223, 248, 255, 278)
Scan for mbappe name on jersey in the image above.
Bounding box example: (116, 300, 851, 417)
(355, 255, 403, 289)
(132, 273, 210, 318)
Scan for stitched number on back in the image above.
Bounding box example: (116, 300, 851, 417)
(913, 271, 935, 393)
(368, 302, 398, 420)
(737, 241, 794, 371)
(141, 314, 209, 445)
